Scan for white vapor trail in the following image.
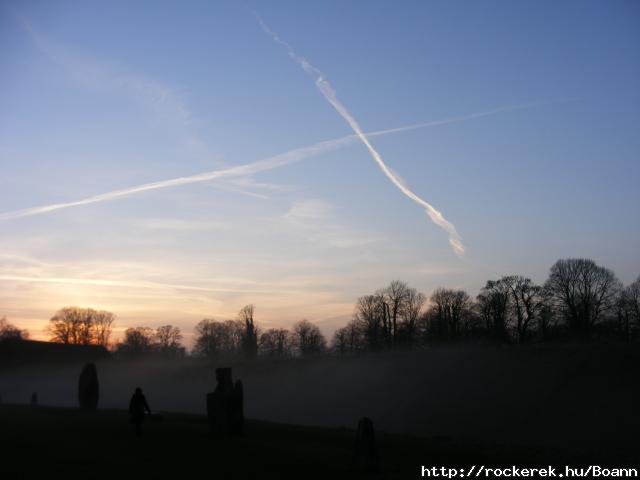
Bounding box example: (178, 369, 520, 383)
(0, 102, 537, 222)
(0, 103, 537, 222)
(255, 15, 467, 255)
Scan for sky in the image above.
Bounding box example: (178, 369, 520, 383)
(1, 0, 639, 345)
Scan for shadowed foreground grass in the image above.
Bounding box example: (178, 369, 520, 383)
(0, 405, 632, 479)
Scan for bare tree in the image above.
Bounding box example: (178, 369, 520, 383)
(544, 258, 622, 336)
(193, 319, 242, 359)
(47, 307, 115, 346)
(477, 281, 510, 342)
(500, 276, 543, 344)
(291, 320, 326, 356)
(117, 327, 155, 355)
(354, 294, 386, 350)
(48, 307, 87, 344)
(624, 276, 640, 327)
(0, 317, 29, 341)
(353, 281, 428, 349)
(429, 288, 473, 341)
(332, 328, 348, 355)
(155, 325, 184, 356)
(92, 310, 115, 347)
(382, 280, 409, 346)
(537, 288, 556, 341)
(259, 328, 292, 358)
(398, 288, 426, 346)
(617, 276, 640, 341)
(238, 304, 259, 359)
(332, 319, 362, 354)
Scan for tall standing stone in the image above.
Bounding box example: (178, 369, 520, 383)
(78, 363, 99, 410)
(232, 379, 244, 435)
(207, 367, 244, 435)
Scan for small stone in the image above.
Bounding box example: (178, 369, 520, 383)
(354, 417, 379, 473)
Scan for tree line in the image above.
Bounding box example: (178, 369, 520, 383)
(334, 258, 640, 353)
(0, 317, 29, 341)
(1, 257, 638, 359)
(18, 303, 327, 360)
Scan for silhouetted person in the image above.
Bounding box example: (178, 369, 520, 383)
(129, 387, 151, 437)
(30, 392, 38, 407)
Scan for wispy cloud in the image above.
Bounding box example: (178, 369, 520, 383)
(255, 13, 466, 256)
(404, 264, 469, 277)
(0, 254, 347, 296)
(285, 199, 333, 221)
(283, 199, 380, 249)
(0, 103, 538, 222)
(134, 218, 231, 231)
(0, 274, 274, 294)
(18, 15, 213, 160)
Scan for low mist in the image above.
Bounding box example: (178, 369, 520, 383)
(2, 345, 638, 458)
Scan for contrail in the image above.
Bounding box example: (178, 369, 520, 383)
(0, 104, 538, 222)
(255, 14, 466, 255)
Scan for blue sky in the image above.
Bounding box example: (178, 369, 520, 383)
(1, 0, 639, 343)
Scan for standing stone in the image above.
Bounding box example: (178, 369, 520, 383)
(232, 379, 244, 435)
(78, 363, 99, 410)
(207, 367, 244, 435)
(354, 417, 379, 473)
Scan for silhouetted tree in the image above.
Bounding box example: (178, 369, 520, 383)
(627, 276, 640, 327)
(354, 294, 386, 351)
(154, 325, 184, 357)
(92, 310, 115, 347)
(193, 319, 242, 359)
(0, 317, 28, 341)
(238, 304, 259, 359)
(397, 287, 426, 346)
(382, 280, 409, 347)
(537, 289, 557, 341)
(291, 320, 326, 356)
(428, 288, 473, 341)
(544, 258, 621, 337)
(477, 281, 510, 342)
(334, 266, 635, 349)
(117, 327, 155, 355)
(259, 328, 293, 358)
(47, 307, 114, 346)
(617, 276, 640, 341)
(332, 328, 348, 354)
(499, 276, 544, 344)
(332, 320, 362, 354)
(353, 281, 429, 349)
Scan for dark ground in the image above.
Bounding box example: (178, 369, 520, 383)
(0, 404, 635, 479)
(1, 345, 639, 478)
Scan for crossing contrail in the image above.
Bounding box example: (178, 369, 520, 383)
(255, 14, 467, 255)
(0, 104, 537, 223)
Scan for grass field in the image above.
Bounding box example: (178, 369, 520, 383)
(0, 404, 631, 479)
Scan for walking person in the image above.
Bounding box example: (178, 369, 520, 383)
(129, 387, 151, 437)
